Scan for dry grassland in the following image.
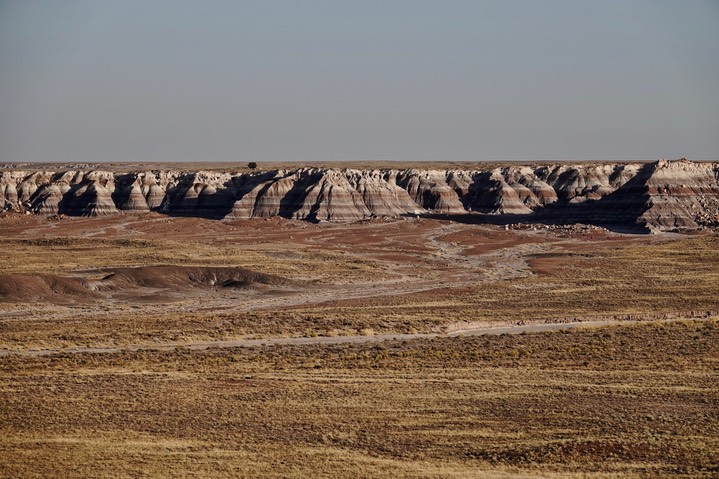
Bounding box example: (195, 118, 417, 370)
(1, 216, 718, 349)
(1, 214, 718, 478)
(1, 320, 717, 478)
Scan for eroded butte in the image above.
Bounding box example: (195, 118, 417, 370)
(3, 158, 719, 232)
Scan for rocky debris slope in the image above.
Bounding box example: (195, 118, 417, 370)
(2, 159, 718, 232)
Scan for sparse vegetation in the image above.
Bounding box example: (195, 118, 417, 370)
(1, 320, 717, 478)
(0, 218, 718, 349)
(1, 214, 718, 477)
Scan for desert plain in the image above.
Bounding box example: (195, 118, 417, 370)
(1, 161, 718, 478)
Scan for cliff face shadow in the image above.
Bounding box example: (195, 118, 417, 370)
(279, 171, 324, 220)
(419, 163, 657, 234)
(161, 174, 250, 220)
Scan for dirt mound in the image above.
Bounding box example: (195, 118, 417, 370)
(0, 266, 293, 303)
(0, 274, 100, 303)
(89, 265, 292, 291)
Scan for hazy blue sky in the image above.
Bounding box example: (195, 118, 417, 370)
(1, 1, 717, 163)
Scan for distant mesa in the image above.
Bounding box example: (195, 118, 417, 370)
(1, 159, 718, 233)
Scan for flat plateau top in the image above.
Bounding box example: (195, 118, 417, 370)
(0, 159, 667, 173)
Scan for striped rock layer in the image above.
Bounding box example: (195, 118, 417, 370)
(2, 160, 718, 232)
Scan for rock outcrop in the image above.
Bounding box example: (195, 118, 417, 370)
(396, 170, 467, 214)
(2, 159, 718, 232)
(579, 160, 719, 232)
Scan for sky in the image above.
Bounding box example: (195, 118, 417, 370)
(0, 0, 717, 163)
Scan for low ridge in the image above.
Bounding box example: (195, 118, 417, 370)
(0, 266, 293, 303)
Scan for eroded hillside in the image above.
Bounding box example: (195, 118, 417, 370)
(2, 159, 719, 232)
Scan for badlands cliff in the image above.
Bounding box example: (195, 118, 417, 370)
(2, 159, 718, 232)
